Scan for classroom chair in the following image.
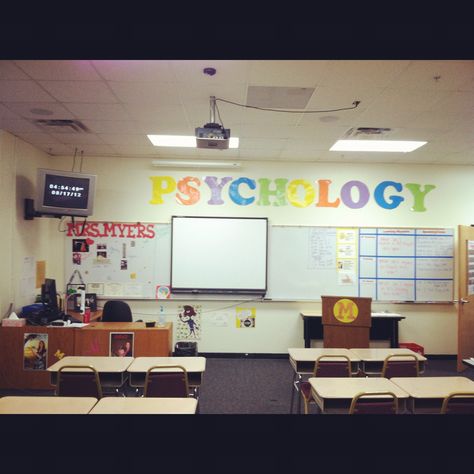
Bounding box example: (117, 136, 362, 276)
(102, 300, 133, 322)
(349, 391, 398, 414)
(144, 365, 190, 398)
(300, 354, 352, 415)
(440, 392, 474, 414)
(381, 354, 419, 378)
(56, 365, 103, 399)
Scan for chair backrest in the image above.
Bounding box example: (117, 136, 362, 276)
(313, 354, 352, 377)
(382, 354, 419, 378)
(57, 365, 102, 399)
(440, 392, 474, 414)
(144, 365, 189, 398)
(102, 300, 133, 322)
(349, 391, 398, 414)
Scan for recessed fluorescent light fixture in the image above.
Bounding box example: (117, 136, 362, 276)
(330, 140, 427, 153)
(151, 160, 241, 169)
(147, 135, 239, 148)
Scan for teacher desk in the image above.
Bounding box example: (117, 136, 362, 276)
(300, 312, 405, 348)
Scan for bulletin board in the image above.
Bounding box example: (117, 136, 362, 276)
(64, 221, 454, 302)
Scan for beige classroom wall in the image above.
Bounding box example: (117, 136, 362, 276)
(49, 153, 474, 355)
(0, 131, 62, 318)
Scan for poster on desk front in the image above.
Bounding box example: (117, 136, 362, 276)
(23, 333, 48, 370)
(109, 332, 134, 357)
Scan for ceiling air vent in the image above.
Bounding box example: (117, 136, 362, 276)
(32, 119, 90, 134)
(344, 127, 392, 138)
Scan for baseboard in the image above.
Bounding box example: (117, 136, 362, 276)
(199, 352, 289, 359)
(199, 352, 458, 360)
(425, 354, 457, 360)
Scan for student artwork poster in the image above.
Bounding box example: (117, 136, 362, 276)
(23, 333, 48, 370)
(110, 332, 134, 357)
(177, 305, 201, 340)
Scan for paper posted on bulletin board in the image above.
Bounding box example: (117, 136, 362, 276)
(64, 222, 171, 299)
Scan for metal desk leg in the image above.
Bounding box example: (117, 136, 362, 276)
(290, 372, 301, 414)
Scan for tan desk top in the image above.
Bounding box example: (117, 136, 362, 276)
(0, 396, 97, 414)
(348, 348, 427, 362)
(89, 397, 197, 414)
(48, 356, 134, 372)
(289, 348, 361, 362)
(78, 322, 172, 331)
(309, 377, 409, 400)
(127, 356, 206, 374)
(390, 376, 474, 399)
(288, 348, 361, 375)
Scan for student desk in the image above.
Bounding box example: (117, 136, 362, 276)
(462, 358, 474, 369)
(127, 356, 206, 397)
(309, 377, 409, 414)
(390, 376, 474, 413)
(89, 397, 198, 414)
(288, 348, 361, 413)
(48, 356, 134, 393)
(0, 396, 98, 414)
(300, 312, 405, 348)
(348, 348, 427, 375)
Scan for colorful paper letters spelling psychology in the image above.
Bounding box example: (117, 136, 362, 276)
(149, 176, 436, 212)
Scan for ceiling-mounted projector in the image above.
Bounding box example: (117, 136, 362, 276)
(195, 122, 230, 149)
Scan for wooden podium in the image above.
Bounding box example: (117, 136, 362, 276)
(322, 296, 372, 348)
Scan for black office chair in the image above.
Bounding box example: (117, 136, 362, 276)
(102, 300, 133, 322)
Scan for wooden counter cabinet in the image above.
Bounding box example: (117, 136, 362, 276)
(74, 322, 173, 357)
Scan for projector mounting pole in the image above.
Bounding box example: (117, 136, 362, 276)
(209, 96, 217, 125)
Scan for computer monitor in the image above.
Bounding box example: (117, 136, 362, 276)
(41, 278, 59, 313)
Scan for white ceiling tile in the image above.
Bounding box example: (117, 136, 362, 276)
(248, 60, 328, 87)
(0, 80, 55, 102)
(80, 120, 139, 134)
(14, 60, 100, 81)
(0, 103, 20, 119)
(111, 144, 162, 156)
(246, 86, 315, 109)
(49, 132, 105, 145)
(72, 144, 117, 156)
(239, 137, 287, 150)
(429, 91, 474, 115)
(123, 102, 188, 124)
(98, 133, 150, 146)
(133, 120, 193, 136)
(92, 60, 174, 82)
(170, 60, 249, 85)
(178, 82, 247, 106)
(388, 60, 474, 91)
(4, 102, 74, 119)
(0, 118, 44, 133)
(39, 81, 118, 103)
(319, 60, 411, 89)
(108, 81, 180, 105)
(64, 102, 130, 120)
(0, 61, 30, 80)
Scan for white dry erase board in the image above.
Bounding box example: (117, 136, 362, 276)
(65, 221, 454, 302)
